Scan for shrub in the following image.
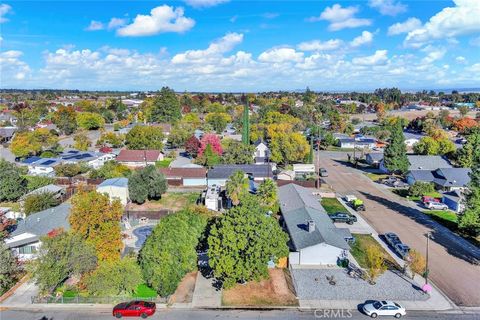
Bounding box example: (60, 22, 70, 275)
(23, 192, 61, 216)
(128, 165, 167, 204)
(26, 176, 55, 192)
(54, 163, 89, 177)
(408, 181, 435, 197)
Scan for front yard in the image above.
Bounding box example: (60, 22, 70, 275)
(350, 234, 398, 269)
(321, 197, 348, 214)
(222, 269, 298, 306)
(364, 172, 389, 182)
(392, 189, 442, 201)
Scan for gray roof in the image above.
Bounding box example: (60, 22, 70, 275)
(97, 177, 129, 188)
(0, 127, 16, 138)
(278, 184, 350, 251)
(207, 164, 273, 179)
(366, 153, 384, 161)
(407, 155, 452, 171)
(433, 168, 471, 187)
(408, 170, 435, 182)
(6, 203, 71, 248)
(23, 184, 65, 198)
(443, 190, 464, 202)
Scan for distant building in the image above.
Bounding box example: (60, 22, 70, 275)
(254, 139, 270, 164)
(337, 137, 376, 149)
(116, 150, 164, 167)
(5, 203, 71, 260)
(207, 164, 273, 187)
(379, 155, 452, 174)
(0, 126, 17, 143)
(159, 167, 207, 187)
(96, 178, 129, 205)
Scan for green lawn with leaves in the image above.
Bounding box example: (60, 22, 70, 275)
(364, 173, 389, 182)
(134, 284, 157, 298)
(393, 189, 442, 201)
(350, 234, 398, 269)
(155, 158, 173, 168)
(423, 210, 458, 230)
(321, 197, 348, 214)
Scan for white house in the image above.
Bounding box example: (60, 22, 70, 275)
(292, 164, 316, 176)
(254, 139, 270, 164)
(278, 184, 350, 265)
(4, 203, 71, 260)
(96, 178, 129, 205)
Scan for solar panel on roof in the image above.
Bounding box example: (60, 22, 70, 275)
(41, 160, 56, 165)
(67, 150, 79, 154)
(23, 156, 41, 164)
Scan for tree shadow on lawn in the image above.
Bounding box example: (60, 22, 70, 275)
(359, 191, 480, 265)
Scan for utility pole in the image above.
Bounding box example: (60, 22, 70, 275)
(425, 232, 431, 285)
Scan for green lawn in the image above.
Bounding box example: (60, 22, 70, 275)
(392, 189, 442, 201)
(0, 202, 21, 212)
(155, 158, 173, 168)
(350, 234, 398, 269)
(423, 210, 458, 231)
(321, 197, 348, 214)
(134, 284, 157, 298)
(150, 192, 199, 209)
(364, 173, 389, 182)
(325, 146, 355, 152)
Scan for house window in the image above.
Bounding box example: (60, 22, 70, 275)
(18, 245, 37, 254)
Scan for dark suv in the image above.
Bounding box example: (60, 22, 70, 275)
(329, 212, 357, 224)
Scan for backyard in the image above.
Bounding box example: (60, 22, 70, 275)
(321, 197, 348, 214)
(127, 192, 199, 211)
(222, 269, 298, 307)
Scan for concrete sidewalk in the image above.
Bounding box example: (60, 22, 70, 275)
(191, 272, 222, 308)
(0, 279, 38, 308)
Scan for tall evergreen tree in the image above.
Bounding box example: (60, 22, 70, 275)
(242, 97, 250, 145)
(383, 123, 409, 174)
(460, 166, 480, 236)
(149, 87, 181, 123)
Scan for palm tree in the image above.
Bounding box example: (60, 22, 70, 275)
(225, 170, 249, 206)
(257, 179, 278, 212)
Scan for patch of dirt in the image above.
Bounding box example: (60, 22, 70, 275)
(222, 269, 298, 306)
(168, 272, 197, 304)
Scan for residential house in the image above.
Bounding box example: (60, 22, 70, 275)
(278, 184, 350, 265)
(116, 150, 164, 167)
(292, 164, 316, 179)
(365, 153, 383, 167)
(96, 178, 129, 205)
(207, 164, 273, 187)
(0, 126, 17, 143)
(406, 168, 471, 191)
(337, 136, 376, 149)
(25, 158, 62, 176)
(60, 150, 116, 169)
(159, 167, 207, 187)
(22, 184, 65, 201)
(379, 155, 452, 173)
(442, 190, 465, 213)
(4, 203, 71, 260)
(254, 139, 270, 164)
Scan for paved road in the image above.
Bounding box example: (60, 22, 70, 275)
(1, 308, 479, 320)
(317, 152, 480, 307)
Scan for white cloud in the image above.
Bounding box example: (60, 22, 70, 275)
(307, 4, 371, 31)
(352, 50, 388, 66)
(421, 46, 446, 64)
(258, 47, 304, 63)
(117, 5, 195, 37)
(262, 12, 279, 19)
(297, 39, 343, 51)
(0, 4, 12, 23)
(85, 20, 104, 31)
(368, 0, 407, 16)
(456, 56, 467, 64)
(183, 0, 229, 8)
(0, 50, 31, 81)
(108, 18, 128, 30)
(172, 32, 243, 64)
(470, 36, 480, 47)
(350, 31, 374, 47)
(387, 17, 422, 36)
(405, 0, 480, 47)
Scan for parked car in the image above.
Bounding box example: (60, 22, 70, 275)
(380, 177, 408, 188)
(363, 300, 406, 318)
(425, 201, 448, 210)
(351, 199, 365, 211)
(329, 212, 357, 224)
(112, 301, 156, 318)
(394, 243, 411, 260)
(384, 232, 401, 247)
(319, 168, 328, 177)
(421, 196, 440, 204)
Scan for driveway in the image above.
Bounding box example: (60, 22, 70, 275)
(317, 151, 480, 307)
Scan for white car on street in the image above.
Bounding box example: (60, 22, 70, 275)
(363, 300, 406, 318)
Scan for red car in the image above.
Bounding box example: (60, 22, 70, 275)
(112, 301, 156, 318)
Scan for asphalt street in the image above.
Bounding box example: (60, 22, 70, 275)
(1, 308, 479, 320)
(316, 151, 480, 307)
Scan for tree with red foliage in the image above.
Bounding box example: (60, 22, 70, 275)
(0, 211, 15, 241)
(198, 133, 222, 156)
(185, 135, 201, 158)
(453, 117, 478, 133)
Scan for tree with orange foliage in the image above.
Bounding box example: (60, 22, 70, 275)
(453, 117, 478, 133)
(375, 103, 386, 121)
(69, 190, 123, 262)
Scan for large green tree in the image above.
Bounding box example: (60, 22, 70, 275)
(460, 167, 480, 236)
(52, 106, 78, 135)
(0, 242, 19, 295)
(23, 192, 61, 216)
(149, 87, 181, 123)
(221, 139, 255, 165)
(257, 179, 279, 213)
(383, 122, 409, 173)
(0, 160, 27, 202)
(207, 195, 289, 288)
(125, 125, 164, 150)
(139, 208, 207, 296)
(76, 112, 105, 130)
(456, 128, 480, 167)
(31, 232, 97, 292)
(128, 165, 167, 204)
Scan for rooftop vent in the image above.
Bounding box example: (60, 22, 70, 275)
(307, 220, 315, 233)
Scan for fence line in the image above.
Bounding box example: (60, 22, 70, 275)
(31, 295, 167, 304)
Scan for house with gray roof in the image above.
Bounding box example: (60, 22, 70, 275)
(379, 155, 452, 173)
(406, 168, 471, 192)
(4, 203, 71, 260)
(278, 184, 350, 265)
(207, 164, 273, 187)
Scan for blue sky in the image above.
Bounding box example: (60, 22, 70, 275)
(1, 0, 479, 91)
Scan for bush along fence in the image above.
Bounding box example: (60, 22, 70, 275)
(31, 295, 168, 304)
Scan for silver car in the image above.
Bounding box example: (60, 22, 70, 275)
(363, 300, 406, 318)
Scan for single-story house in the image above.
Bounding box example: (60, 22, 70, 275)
(379, 155, 452, 173)
(365, 153, 383, 167)
(116, 150, 164, 167)
(292, 164, 315, 175)
(60, 150, 116, 169)
(0, 126, 17, 143)
(254, 139, 270, 164)
(337, 137, 376, 149)
(26, 158, 62, 176)
(406, 168, 471, 191)
(22, 184, 65, 201)
(4, 203, 71, 260)
(278, 184, 350, 266)
(96, 178, 129, 205)
(159, 167, 207, 187)
(207, 164, 273, 187)
(442, 190, 465, 213)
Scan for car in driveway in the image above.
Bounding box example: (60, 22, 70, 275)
(380, 176, 408, 188)
(363, 300, 406, 318)
(112, 301, 156, 318)
(394, 243, 411, 260)
(425, 201, 449, 210)
(329, 212, 357, 224)
(384, 232, 401, 247)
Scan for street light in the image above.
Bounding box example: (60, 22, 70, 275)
(425, 231, 432, 285)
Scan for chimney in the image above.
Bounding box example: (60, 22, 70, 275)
(307, 220, 315, 233)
